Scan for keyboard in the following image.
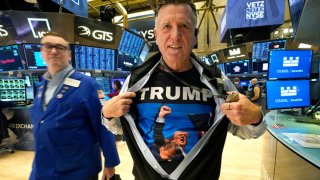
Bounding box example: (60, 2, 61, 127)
(294, 116, 320, 124)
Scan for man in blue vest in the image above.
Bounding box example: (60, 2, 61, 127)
(29, 32, 120, 180)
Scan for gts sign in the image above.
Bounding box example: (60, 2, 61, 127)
(78, 26, 113, 41)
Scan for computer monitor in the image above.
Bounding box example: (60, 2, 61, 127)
(73, 45, 116, 71)
(110, 78, 126, 87)
(240, 80, 249, 87)
(0, 44, 25, 72)
(95, 76, 111, 94)
(288, 0, 305, 37)
(225, 60, 250, 76)
(217, 63, 225, 74)
(266, 80, 310, 110)
(268, 50, 312, 80)
(117, 52, 140, 71)
(23, 44, 47, 70)
(118, 30, 145, 58)
(0, 78, 26, 102)
(51, 0, 88, 17)
(252, 39, 287, 61)
(252, 60, 269, 74)
(139, 43, 150, 62)
(310, 78, 320, 105)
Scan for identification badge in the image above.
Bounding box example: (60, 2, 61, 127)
(64, 78, 81, 87)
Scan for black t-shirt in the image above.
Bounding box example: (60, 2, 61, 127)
(134, 67, 216, 173)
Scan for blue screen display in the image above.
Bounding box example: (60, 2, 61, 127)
(0, 45, 24, 72)
(266, 80, 310, 109)
(52, 0, 88, 17)
(118, 30, 145, 58)
(23, 44, 47, 70)
(95, 76, 111, 94)
(74, 45, 115, 71)
(268, 50, 312, 79)
(217, 63, 225, 74)
(226, 0, 285, 29)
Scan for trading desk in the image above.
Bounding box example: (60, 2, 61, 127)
(262, 111, 320, 179)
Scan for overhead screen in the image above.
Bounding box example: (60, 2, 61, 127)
(0, 44, 25, 72)
(221, 0, 285, 42)
(226, 0, 285, 29)
(268, 50, 312, 79)
(288, 0, 305, 37)
(266, 80, 310, 109)
(73, 45, 116, 71)
(51, 0, 88, 17)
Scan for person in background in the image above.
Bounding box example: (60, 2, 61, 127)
(107, 80, 122, 98)
(102, 0, 266, 179)
(233, 77, 246, 95)
(29, 31, 120, 180)
(249, 78, 261, 106)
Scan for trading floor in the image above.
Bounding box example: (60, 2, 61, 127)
(0, 133, 263, 180)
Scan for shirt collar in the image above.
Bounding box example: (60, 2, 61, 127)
(43, 65, 73, 83)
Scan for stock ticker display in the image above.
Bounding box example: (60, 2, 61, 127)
(74, 45, 115, 71)
(0, 78, 26, 102)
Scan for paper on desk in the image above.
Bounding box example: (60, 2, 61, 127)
(282, 133, 320, 148)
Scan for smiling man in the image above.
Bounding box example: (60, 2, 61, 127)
(102, 0, 266, 179)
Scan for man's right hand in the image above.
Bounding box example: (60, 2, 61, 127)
(102, 92, 136, 118)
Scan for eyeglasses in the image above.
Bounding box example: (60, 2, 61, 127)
(41, 44, 69, 53)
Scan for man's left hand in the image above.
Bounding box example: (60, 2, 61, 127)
(220, 92, 262, 126)
(101, 167, 115, 180)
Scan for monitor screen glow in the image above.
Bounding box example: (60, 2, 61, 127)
(225, 60, 250, 76)
(23, 44, 47, 70)
(266, 80, 310, 109)
(0, 45, 24, 72)
(268, 50, 312, 79)
(0, 78, 26, 102)
(73, 45, 115, 71)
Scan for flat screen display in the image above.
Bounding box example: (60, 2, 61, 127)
(288, 0, 305, 37)
(252, 60, 269, 74)
(268, 50, 312, 79)
(139, 43, 150, 62)
(266, 80, 310, 109)
(0, 45, 24, 72)
(226, 0, 285, 29)
(117, 52, 140, 71)
(217, 63, 225, 74)
(111, 78, 126, 87)
(52, 0, 88, 17)
(252, 39, 287, 61)
(225, 60, 250, 76)
(310, 79, 320, 105)
(95, 76, 111, 94)
(23, 44, 47, 70)
(73, 45, 115, 71)
(0, 78, 26, 102)
(118, 30, 145, 58)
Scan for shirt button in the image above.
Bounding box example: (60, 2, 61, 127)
(40, 120, 45, 124)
